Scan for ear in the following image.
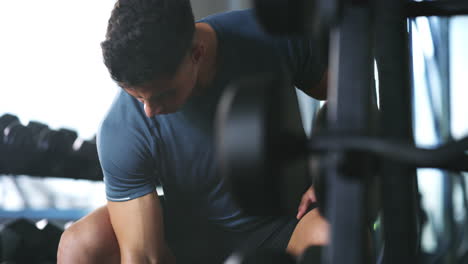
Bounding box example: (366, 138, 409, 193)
(190, 43, 205, 65)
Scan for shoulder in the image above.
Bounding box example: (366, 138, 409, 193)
(100, 90, 143, 129)
(98, 91, 158, 163)
(97, 92, 161, 202)
(100, 91, 155, 137)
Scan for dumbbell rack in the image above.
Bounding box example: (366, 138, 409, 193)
(325, 0, 468, 263)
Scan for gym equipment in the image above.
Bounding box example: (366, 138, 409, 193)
(0, 218, 63, 263)
(254, 0, 468, 36)
(216, 73, 310, 216)
(1, 115, 38, 175)
(217, 74, 468, 215)
(298, 246, 322, 264)
(0, 113, 102, 181)
(406, 0, 468, 17)
(219, 0, 468, 263)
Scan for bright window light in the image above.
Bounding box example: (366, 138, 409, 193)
(0, 0, 118, 140)
(0, 1, 118, 213)
(450, 16, 468, 140)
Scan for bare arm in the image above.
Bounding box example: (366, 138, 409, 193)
(108, 192, 175, 264)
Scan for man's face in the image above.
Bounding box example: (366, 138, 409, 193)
(124, 55, 198, 118)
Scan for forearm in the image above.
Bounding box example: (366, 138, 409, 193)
(108, 193, 175, 264)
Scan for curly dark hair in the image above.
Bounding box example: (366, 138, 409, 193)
(101, 0, 195, 86)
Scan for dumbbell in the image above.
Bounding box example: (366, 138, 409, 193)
(0, 218, 63, 263)
(0, 114, 19, 173)
(35, 126, 78, 177)
(0, 113, 102, 180)
(27, 121, 78, 154)
(215, 74, 377, 219)
(0, 114, 37, 174)
(216, 73, 310, 216)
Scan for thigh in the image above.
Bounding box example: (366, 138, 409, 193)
(59, 206, 120, 264)
(286, 209, 329, 256)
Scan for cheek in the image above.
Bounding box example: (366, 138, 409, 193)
(170, 66, 198, 106)
(168, 84, 191, 107)
(181, 75, 197, 96)
(179, 83, 194, 102)
(188, 64, 198, 88)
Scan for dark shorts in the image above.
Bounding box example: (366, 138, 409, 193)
(161, 198, 301, 262)
(238, 204, 319, 254)
(164, 214, 299, 263)
(237, 217, 299, 253)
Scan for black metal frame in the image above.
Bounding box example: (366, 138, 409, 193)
(407, 0, 468, 18)
(322, 0, 468, 263)
(324, 1, 374, 263)
(307, 135, 468, 171)
(374, 0, 419, 262)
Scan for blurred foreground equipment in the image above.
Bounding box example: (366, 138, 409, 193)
(0, 218, 63, 264)
(217, 74, 468, 216)
(219, 0, 468, 263)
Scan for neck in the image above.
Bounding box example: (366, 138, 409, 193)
(193, 23, 218, 95)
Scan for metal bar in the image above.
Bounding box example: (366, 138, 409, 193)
(324, 2, 373, 264)
(407, 0, 468, 18)
(306, 135, 468, 171)
(375, 0, 419, 262)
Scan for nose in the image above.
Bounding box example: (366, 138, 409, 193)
(144, 102, 162, 118)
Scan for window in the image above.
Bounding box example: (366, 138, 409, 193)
(0, 1, 118, 215)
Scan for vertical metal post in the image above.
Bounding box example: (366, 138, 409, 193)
(436, 18, 455, 264)
(325, 1, 373, 263)
(375, 0, 419, 262)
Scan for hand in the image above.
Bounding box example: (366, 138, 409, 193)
(296, 186, 317, 220)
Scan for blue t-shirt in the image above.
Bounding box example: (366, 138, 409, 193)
(97, 9, 326, 262)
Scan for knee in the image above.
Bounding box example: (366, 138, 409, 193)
(57, 223, 90, 263)
(287, 209, 330, 256)
(58, 221, 110, 264)
(57, 208, 120, 264)
(301, 210, 329, 246)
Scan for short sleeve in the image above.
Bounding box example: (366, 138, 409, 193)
(97, 118, 157, 202)
(279, 35, 328, 93)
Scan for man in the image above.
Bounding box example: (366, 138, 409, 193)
(58, 0, 329, 263)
